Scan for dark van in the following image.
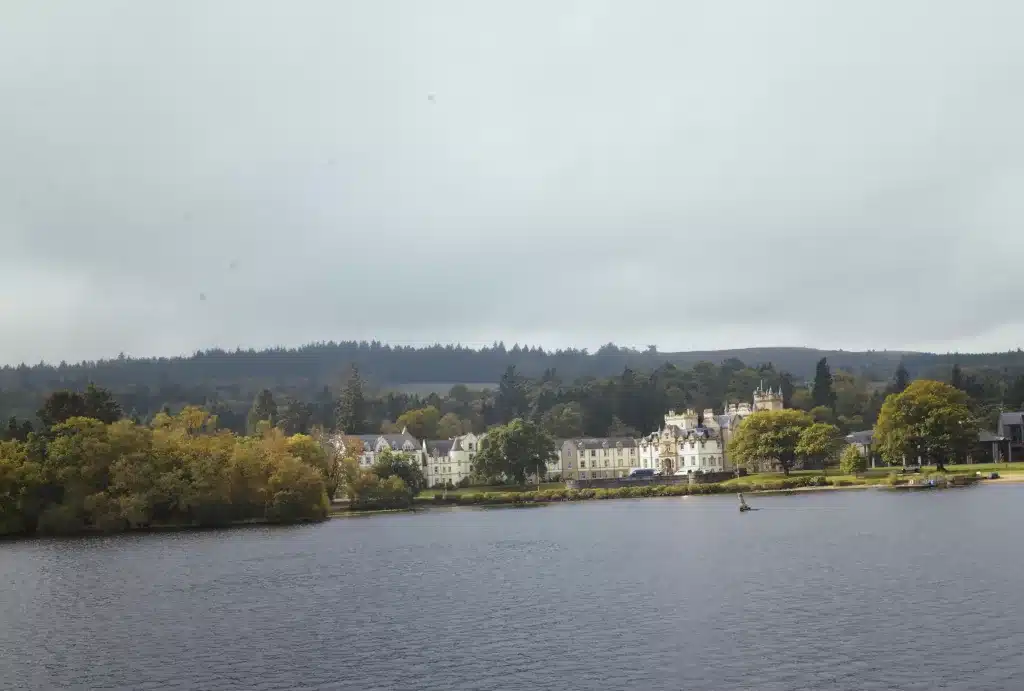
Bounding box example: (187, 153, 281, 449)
(628, 468, 655, 478)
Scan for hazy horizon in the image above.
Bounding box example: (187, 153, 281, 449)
(3, 1, 1023, 364)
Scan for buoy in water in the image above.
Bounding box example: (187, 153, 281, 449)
(738, 492, 752, 512)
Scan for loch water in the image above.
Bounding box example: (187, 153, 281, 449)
(2, 486, 1023, 690)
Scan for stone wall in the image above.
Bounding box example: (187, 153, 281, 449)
(566, 470, 738, 490)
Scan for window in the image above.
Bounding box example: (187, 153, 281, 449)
(580, 461, 586, 469)
(590, 450, 596, 458)
(604, 460, 610, 468)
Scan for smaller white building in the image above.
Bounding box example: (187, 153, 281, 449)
(333, 429, 426, 469)
(424, 433, 482, 488)
(558, 438, 640, 480)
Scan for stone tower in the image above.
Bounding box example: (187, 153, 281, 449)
(752, 383, 784, 412)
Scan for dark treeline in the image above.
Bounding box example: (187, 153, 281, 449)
(4, 340, 1024, 439)
(5, 341, 1024, 402)
(7, 353, 1024, 444)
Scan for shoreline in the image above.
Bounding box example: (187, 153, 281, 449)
(6, 477, 1019, 540)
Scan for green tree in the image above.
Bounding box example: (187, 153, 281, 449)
(951, 364, 962, 389)
(372, 447, 426, 502)
(247, 389, 278, 434)
(795, 422, 843, 471)
(37, 384, 122, 430)
(541, 402, 584, 439)
(83, 383, 123, 424)
(3, 417, 33, 443)
(874, 379, 977, 471)
(888, 362, 910, 395)
(496, 366, 530, 421)
(276, 397, 313, 435)
(812, 358, 836, 412)
(839, 444, 868, 475)
(0, 440, 43, 535)
(335, 366, 369, 434)
(473, 419, 556, 485)
(606, 415, 639, 437)
(396, 406, 441, 439)
(809, 405, 835, 424)
(264, 454, 329, 523)
(728, 409, 813, 475)
(437, 412, 469, 439)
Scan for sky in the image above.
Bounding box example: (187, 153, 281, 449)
(2, 0, 1024, 366)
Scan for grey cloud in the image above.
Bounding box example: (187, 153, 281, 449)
(2, 0, 1024, 364)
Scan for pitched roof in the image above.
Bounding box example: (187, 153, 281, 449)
(998, 412, 1024, 432)
(846, 430, 874, 445)
(572, 437, 638, 449)
(380, 433, 419, 448)
(425, 440, 453, 455)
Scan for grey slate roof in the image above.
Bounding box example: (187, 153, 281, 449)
(978, 430, 1005, 443)
(715, 414, 743, 429)
(380, 433, 419, 448)
(425, 440, 454, 456)
(846, 430, 875, 445)
(997, 412, 1024, 435)
(572, 437, 639, 449)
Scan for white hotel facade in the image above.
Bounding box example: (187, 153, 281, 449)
(331, 386, 783, 486)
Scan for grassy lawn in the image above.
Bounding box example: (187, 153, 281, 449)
(417, 482, 565, 498)
(416, 464, 1024, 499)
(718, 463, 1024, 489)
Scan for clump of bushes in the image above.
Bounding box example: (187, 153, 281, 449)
(885, 472, 905, 486)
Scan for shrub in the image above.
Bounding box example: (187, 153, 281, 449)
(839, 445, 868, 475)
(456, 476, 471, 489)
(884, 473, 903, 486)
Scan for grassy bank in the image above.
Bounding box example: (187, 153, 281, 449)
(395, 470, 998, 510)
(416, 482, 565, 499)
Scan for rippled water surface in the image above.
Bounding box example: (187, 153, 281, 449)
(3, 486, 1024, 690)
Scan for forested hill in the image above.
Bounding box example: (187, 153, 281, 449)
(5, 341, 1024, 438)
(3, 341, 1023, 395)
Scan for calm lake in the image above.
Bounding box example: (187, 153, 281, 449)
(2, 486, 1024, 690)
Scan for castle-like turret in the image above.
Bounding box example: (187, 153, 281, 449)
(753, 383, 784, 412)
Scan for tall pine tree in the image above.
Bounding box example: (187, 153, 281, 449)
(951, 364, 964, 391)
(335, 366, 368, 434)
(891, 361, 911, 394)
(811, 357, 836, 411)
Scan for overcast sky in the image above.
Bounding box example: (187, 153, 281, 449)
(2, 1, 1023, 365)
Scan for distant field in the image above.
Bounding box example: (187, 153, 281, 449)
(384, 381, 497, 396)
